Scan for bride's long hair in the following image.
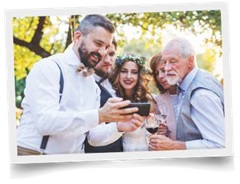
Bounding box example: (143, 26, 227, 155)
(110, 53, 152, 102)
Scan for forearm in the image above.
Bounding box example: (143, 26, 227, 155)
(88, 123, 123, 146)
(172, 141, 186, 150)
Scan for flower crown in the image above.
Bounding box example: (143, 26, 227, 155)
(115, 53, 146, 68)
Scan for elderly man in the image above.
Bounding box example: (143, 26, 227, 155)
(149, 37, 224, 150)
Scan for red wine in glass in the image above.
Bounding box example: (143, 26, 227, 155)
(146, 126, 159, 134)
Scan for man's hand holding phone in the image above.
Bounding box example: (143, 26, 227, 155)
(98, 97, 139, 123)
(121, 102, 151, 116)
(117, 113, 145, 132)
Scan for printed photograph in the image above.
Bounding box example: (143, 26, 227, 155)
(6, 3, 232, 164)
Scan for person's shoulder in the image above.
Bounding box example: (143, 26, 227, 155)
(30, 54, 63, 75)
(37, 53, 63, 66)
(191, 88, 220, 101)
(196, 68, 217, 81)
(153, 91, 170, 100)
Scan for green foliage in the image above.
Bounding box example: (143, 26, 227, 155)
(14, 44, 41, 80)
(120, 38, 161, 61)
(197, 47, 218, 73)
(40, 16, 67, 55)
(15, 77, 26, 108)
(13, 17, 39, 42)
(107, 10, 222, 48)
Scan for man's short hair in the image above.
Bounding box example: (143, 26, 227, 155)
(164, 37, 195, 58)
(112, 37, 117, 50)
(77, 14, 115, 35)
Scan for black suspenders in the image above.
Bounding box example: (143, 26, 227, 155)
(40, 61, 64, 154)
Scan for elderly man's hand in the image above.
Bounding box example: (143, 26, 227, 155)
(149, 135, 186, 150)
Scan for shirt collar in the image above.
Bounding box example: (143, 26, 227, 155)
(64, 46, 82, 66)
(94, 74, 108, 84)
(93, 74, 102, 82)
(180, 66, 198, 92)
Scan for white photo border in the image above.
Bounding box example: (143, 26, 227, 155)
(6, 2, 233, 164)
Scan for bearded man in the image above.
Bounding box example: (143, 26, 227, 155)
(17, 14, 143, 155)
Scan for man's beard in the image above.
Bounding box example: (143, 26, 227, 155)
(78, 45, 102, 69)
(94, 68, 111, 79)
(166, 71, 180, 85)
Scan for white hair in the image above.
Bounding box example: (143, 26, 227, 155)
(164, 37, 195, 58)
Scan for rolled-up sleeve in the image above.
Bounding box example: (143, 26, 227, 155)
(87, 123, 123, 146)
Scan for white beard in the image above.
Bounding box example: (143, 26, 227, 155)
(166, 73, 180, 85)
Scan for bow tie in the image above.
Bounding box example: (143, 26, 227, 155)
(76, 63, 94, 77)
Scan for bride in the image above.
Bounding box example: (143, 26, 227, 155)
(110, 53, 155, 151)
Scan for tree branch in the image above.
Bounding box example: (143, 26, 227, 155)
(14, 36, 51, 58)
(13, 16, 51, 58)
(31, 16, 45, 45)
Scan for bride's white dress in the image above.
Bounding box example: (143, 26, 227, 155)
(122, 126, 149, 152)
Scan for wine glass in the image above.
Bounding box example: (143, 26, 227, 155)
(154, 102, 170, 137)
(144, 113, 160, 135)
(144, 101, 167, 134)
(144, 113, 160, 150)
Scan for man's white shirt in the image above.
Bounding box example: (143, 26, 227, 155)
(17, 48, 101, 154)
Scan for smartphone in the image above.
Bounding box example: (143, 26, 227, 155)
(122, 102, 151, 116)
